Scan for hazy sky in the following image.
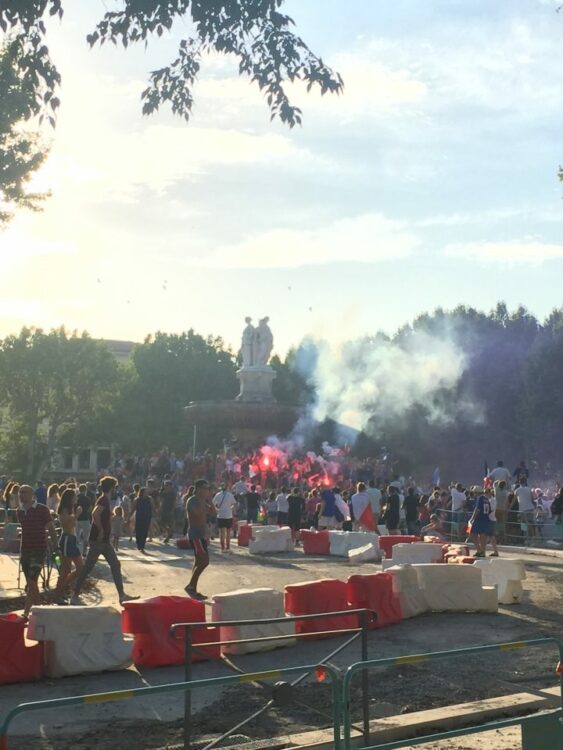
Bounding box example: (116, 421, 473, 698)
(2, 0, 563, 356)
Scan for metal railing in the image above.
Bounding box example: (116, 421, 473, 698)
(0, 608, 376, 750)
(413, 505, 559, 548)
(170, 607, 377, 750)
(341, 637, 563, 750)
(0, 662, 341, 750)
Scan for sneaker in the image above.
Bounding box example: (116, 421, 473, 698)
(472, 551, 484, 558)
(119, 593, 140, 604)
(489, 552, 499, 557)
(70, 595, 83, 605)
(184, 586, 198, 599)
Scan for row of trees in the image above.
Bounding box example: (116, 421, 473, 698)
(352, 303, 563, 481)
(1, 302, 562, 482)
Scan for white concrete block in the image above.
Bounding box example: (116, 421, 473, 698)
(211, 588, 295, 654)
(348, 543, 381, 563)
(249, 527, 293, 554)
(473, 558, 526, 604)
(329, 531, 380, 557)
(414, 564, 498, 612)
(252, 525, 282, 538)
(385, 565, 429, 618)
(389, 542, 443, 565)
(27, 605, 133, 678)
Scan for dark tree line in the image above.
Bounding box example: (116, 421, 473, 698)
(348, 303, 563, 483)
(1, 303, 562, 483)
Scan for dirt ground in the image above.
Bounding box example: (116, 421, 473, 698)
(1, 541, 562, 750)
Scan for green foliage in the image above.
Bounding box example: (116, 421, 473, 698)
(0, 38, 55, 225)
(270, 350, 311, 404)
(375, 303, 563, 481)
(111, 330, 238, 453)
(0, 327, 122, 477)
(1, 1, 342, 129)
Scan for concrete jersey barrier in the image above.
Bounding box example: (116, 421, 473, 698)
(211, 588, 296, 654)
(413, 563, 497, 612)
(328, 531, 380, 558)
(473, 558, 526, 604)
(27, 605, 133, 678)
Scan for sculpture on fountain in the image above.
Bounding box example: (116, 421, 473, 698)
(236, 316, 276, 401)
(185, 314, 299, 446)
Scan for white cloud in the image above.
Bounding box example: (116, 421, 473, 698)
(200, 213, 418, 269)
(445, 240, 563, 264)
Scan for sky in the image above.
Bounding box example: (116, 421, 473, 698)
(1, 0, 563, 357)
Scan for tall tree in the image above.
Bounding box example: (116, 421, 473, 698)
(1, 1, 342, 129)
(0, 38, 53, 225)
(112, 330, 238, 453)
(0, 327, 122, 478)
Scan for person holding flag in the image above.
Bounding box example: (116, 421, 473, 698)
(351, 482, 376, 531)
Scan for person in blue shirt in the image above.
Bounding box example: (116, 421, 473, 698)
(468, 487, 493, 558)
(34, 481, 47, 506)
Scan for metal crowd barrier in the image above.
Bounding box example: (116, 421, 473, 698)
(422, 505, 556, 548)
(0, 608, 376, 750)
(170, 608, 376, 750)
(0, 662, 341, 750)
(341, 637, 563, 750)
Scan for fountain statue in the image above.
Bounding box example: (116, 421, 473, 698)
(236, 316, 275, 401)
(184, 316, 298, 447)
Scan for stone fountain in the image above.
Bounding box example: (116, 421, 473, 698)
(184, 317, 300, 446)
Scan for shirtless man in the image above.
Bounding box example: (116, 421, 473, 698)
(185, 479, 216, 600)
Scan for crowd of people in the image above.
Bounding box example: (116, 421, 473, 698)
(3, 457, 562, 612)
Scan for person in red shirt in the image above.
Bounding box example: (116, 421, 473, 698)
(71, 476, 139, 605)
(17, 484, 59, 618)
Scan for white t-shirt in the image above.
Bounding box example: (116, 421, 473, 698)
(451, 489, 466, 512)
(232, 480, 248, 496)
(366, 487, 382, 514)
(213, 490, 236, 519)
(276, 493, 289, 513)
(515, 486, 534, 512)
(489, 467, 512, 484)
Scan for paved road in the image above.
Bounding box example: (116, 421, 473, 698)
(0, 539, 561, 743)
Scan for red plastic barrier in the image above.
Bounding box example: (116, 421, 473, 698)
(284, 579, 357, 639)
(122, 596, 220, 667)
(378, 535, 419, 559)
(0, 613, 43, 684)
(346, 573, 402, 629)
(238, 524, 253, 547)
(300, 529, 330, 555)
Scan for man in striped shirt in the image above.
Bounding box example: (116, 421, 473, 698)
(17, 485, 59, 618)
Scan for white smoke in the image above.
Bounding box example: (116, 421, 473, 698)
(294, 327, 481, 436)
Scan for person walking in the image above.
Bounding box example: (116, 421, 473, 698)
(133, 487, 152, 553)
(71, 476, 139, 605)
(75, 484, 92, 556)
(159, 479, 176, 544)
(244, 485, 261, 524)
(402, 487, 420, 536)
(212, 485, 236, 551)
(17, 484, 59, 618)
(53, 488, 84, 601)
(185, 479, 216, 600)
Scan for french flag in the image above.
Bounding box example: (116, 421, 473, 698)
(357, 497, 376, 531)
